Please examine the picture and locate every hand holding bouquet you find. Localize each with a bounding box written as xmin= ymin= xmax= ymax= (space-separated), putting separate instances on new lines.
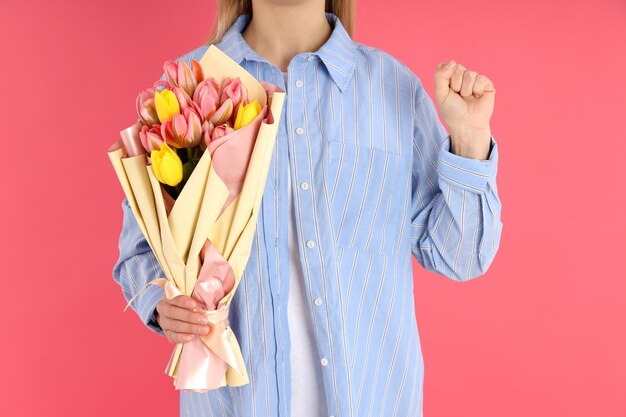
xmin=107 ymin=45 xmax=285 ymax=392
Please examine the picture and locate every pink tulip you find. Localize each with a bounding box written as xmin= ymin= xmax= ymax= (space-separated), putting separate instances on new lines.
xmin=192 ymin=78 xmax=220 ymax=122
xmin=210 ymin=123 xmax=234 ymax=143
xmin=163 ymin=61 xmax=178 ymax=87
xmin=161 ymin=107 xmax=203 ymax=148
xmin=136 ymin=88 xmax=159 ymax=126
xmin=209 ymin=98 xmax=233 ymax=126
xmin=139 ymin=124 xmax=164 ymax=153
xmin=202 ymin=120 xmax=215 ymax=148
xmin=220 ymin=77 xmax=248 ymax=110
xmin=172 ymin=86 xmax=193 ymax=110
xmin=163 ymin=59 xmax=205 ymax=97
xmin=177 ymin=60 xmax=200 ymax=98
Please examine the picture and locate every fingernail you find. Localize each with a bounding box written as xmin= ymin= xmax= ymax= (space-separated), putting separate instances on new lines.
xmin=446 ymin=60 xmax=456 ymax=69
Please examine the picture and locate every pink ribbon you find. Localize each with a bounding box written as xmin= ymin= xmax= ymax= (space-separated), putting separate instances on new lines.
xmin=124 ymin=239 xmax=242 ymax=392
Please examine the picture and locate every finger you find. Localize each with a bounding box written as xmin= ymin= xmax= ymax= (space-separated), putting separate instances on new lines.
xmin=460 ymin=70 xmax=478 ymax=98
xmin=160 ymin=315 xmax=210 ymax=335
xmin=435 ymin=60 xmax=457 ymax=81
xmin=166 ymin=294 xmax=198 ymax=309
xmin=449 ymin=64 xmax=467 ymax=93
xmin=166 ymin=304 xmax=211 ymax=325
xmin=473 ymin=74 xmax=495 ymax=98
xmin=164 ymin=329 xmax=196 ymax=344
xmin=434 ymin=60 xmax=458 ymax=102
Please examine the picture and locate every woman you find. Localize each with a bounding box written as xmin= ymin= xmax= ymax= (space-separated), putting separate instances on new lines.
xmin=112 ymin=0 xmax=503 ymax=416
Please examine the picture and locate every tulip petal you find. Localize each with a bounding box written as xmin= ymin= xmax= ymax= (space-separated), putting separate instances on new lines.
xmin=151 ymin=143 xmax=183 ymax=186
xmin=178 ymin=60 xmax=197 ymax=98
xmin=173 ymin=86 xmax=192 ymax=109
xmin=155 ymin=89 xmax=181 ymax=123
xmin=234 ymin=99 xmax=261 ymax=130
xmin=184 ymin=110 xmax=203 ymax=147
xmin=191 ymin=59 xmax=204 ymax=84
xmin=163 ymin=61 xmax=178 ymax=87
xmin=233 ymin=102 xmax=244 ymax=130
xmin=209 ymin=98 xmax=233 ymax=126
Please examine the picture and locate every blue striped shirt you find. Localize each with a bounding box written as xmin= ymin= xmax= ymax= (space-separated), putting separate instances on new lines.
xmin=112 ymin=12 xmax=502 ymax=417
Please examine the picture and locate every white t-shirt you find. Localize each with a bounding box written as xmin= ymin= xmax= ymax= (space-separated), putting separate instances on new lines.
xmin=283 ymin=71 xmax=329 ymax=417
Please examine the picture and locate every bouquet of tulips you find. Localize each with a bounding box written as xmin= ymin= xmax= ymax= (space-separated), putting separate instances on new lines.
xmin=107 ymin=45 xmax=285 ymax=392
xmin=137 ymin=59 xmax=265 ymax=199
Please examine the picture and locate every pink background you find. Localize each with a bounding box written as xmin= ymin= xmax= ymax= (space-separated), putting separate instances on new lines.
xmin=1 ymin=0 xmax=625 ymax=416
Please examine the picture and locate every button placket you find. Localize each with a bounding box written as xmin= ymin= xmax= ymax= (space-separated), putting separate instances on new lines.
xmin=287 ymin=57 xmax=336 ymax=413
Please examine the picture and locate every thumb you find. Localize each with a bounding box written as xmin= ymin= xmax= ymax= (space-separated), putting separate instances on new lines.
xmin=434 ymin=59 xmax=457 ymax=102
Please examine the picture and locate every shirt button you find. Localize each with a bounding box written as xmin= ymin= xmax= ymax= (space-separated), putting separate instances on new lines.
xmin=306 ymin=240 xmax=315 ymax=248
xmin=320 ymin=357 xmax=328 ymax=366
xmin=295 ymin=80 xmax=303 ymax=88
xmin=296 ymin=127 xmax=304 ymax=135
xmin=314 ymin=298 xmax=323 ymax=306
xmin=300 ymin=182 xmax=309 ymax=190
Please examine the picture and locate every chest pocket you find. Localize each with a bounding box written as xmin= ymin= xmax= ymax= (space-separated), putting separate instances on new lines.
xmin=324 ymin=140 xmax=403 ymax=256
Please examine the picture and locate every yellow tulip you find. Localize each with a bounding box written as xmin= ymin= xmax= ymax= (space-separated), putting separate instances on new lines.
xmin=154 ymin=88 xmax=181 ymax=123
xmin=234 ymin=99 xmax=262 ymax=130
xmin=151 ymin=142 xmax=183 ymax=186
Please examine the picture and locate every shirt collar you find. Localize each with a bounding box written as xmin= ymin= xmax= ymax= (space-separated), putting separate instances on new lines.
xmin=215 ymin=12 xmax=356 ymax=93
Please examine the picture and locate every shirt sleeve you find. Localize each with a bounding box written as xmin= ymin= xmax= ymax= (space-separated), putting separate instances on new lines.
xmin=112 ymin=198 xmax=166 ymax=336
xmin=409 ymin=79 xmax=503 ymax=281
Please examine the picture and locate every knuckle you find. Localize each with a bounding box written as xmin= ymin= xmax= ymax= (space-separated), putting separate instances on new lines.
xmin=161 ymin=302 xmax=171 ymax=316
xmin=183 ymin=310 xmax=195 ymax=323
xmin=168 ymin=295 xmax=181 ymax=306
xmin=195 ymin=313 xmax=208 ymax=325
xmin=160 ymin=316 xmax=172 ymax=330
xmin=179 ymin=295 xmax=195 ymax=308
xmin=165 ymin=329 xmax=183 ymax=344
xmin=171 ymin=320 xmax=185 ymax=332
xmin=167 ymin=305 xmax=179 ymax=319
xmin=184 ymin=322 xmax=198 ymax=334
xmin=194 ymin=324 xmax=210 ymax=335
xmin=171 ymin=306 xmax=186 ymax=321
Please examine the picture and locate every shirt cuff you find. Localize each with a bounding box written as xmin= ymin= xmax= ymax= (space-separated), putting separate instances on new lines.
xmin=134 ymin=283 xmax=166 ymax=336
xmin=437 ymin=135 xmax=499 ymax=193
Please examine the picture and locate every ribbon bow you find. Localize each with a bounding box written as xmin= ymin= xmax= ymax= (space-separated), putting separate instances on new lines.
xmin=124 ymin=277 xmax=245 ymax=391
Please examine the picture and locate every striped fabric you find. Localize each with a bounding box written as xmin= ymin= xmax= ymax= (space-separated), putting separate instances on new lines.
xmin=112 ymin=12 xmax=502 ymax=417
